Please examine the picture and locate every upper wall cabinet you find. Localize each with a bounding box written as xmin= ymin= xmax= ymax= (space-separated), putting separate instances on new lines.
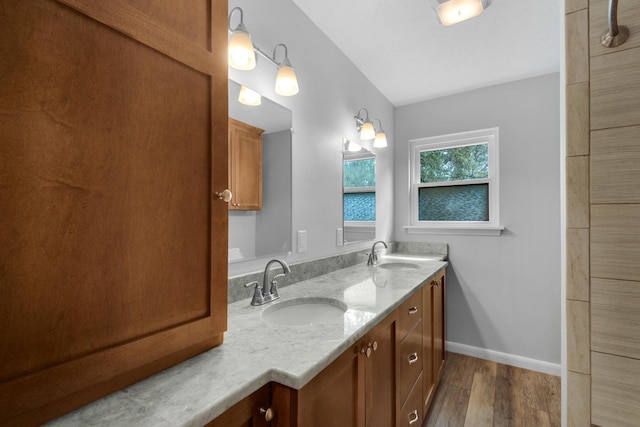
xmin=0 ymin=0 xmax=229 ymax=424
xmin=229 ymin=118 xmax=264 ymax=211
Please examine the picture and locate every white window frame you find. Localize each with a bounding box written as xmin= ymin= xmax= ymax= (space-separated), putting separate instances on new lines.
xmin=405 ymin=128 xmax=503 ymax=236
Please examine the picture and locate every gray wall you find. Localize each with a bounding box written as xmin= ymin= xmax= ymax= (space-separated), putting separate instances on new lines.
xmin=394 ymin=74 xmax=561 ymax=366
xmin=228 ymin=0 xmax=395 ymax=276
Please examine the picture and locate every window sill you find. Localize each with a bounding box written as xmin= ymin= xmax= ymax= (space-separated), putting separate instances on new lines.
xmin=403 ymin=225 xmax=504 ymax=236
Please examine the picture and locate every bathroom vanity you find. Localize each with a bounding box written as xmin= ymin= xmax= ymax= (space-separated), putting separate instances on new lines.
xmin=48 ymin=253 xmax=447 ymax=426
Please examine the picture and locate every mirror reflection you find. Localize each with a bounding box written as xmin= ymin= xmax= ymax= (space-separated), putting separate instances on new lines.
xmin=228 ymin=80 xmax=292 ymax=263
xmin=343 ymin=139 xmax=376 ymax=244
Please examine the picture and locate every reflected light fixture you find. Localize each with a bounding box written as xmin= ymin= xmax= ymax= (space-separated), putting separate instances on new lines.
xmin=372 ymin=119 xmax=388 ymax=148
xmin=273 ymin=44 xmax=299 ymax=96
xmin=345 ymin=139 xmax=362 ymax=152
xmin=228 ymin=7 xmax=256 ymax=70
xmin=432 ymin=0 xmax=490 ymax=26
xmin=238 ymin=85 xmax=262 ymax=106
xmin=354 ymin=108 xmax=376 ymax=140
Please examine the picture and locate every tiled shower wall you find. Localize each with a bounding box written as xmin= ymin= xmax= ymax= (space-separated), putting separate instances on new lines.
xmin=565 ymin=0 xmax=640 ymax=425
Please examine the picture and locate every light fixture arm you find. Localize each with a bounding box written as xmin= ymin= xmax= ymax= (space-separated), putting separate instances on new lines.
xmin=372 ymin=119 xmax=384 ymax=132
xmin=354 ymin=108 xmax=370 ymax=130
xmin=272 ymin=44 xmax=291 ymax=67
xmin=228 ymin=7 xmax=245 ymax=31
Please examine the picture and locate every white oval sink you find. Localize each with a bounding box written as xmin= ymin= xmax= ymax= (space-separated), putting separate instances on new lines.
xmin=262 ymin=297 xmax=347 ymax=326
xmin=377 ymin=262 xmax=420 ymax=270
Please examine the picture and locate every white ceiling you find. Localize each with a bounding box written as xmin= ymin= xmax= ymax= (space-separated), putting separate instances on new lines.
xmin=291 ymin=0 xmax=561 ymax=106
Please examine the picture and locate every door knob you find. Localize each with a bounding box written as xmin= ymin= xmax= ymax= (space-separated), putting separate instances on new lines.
xmin=215 ymin=189 xmax=232 ymax=202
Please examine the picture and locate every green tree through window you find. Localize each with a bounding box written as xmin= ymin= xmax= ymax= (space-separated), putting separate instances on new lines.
xmin=420 ymin=144 xmax=488 ymax=183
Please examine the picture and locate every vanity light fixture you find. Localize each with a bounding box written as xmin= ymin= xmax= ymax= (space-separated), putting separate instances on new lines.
xmin=345 ymin=139 xmax=362 ymax=152
xmin=238 ymin=85 xmax=262 ymax=106
xmin=273 ymin=44 xmax=299 ymax=96
xmin=431 ymin=0 xmax=491 ymax=26
xmin=227 ymin=8 xmax=300 ymax=96
xmin=354 ymin=108 xmax=376 ymax=140
xmin=372 ymin=119 xmax=388 ymax=148
xmin=228 ymin=7 xmax=256 ymax=70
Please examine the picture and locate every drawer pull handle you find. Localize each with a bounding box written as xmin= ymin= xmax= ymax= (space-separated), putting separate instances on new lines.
xmin=259 ymin=407 xmax=274 ymax=422
xmin=408 ymin=352 xmax=419 ymax=365
xmin=408 ymin=409 xmax=419 ymax=425
xmin=408 ymin=307 xmax=418 ymax=314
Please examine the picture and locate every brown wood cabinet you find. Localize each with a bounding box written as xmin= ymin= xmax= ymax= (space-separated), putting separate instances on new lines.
xmin=206 ymin=383 xmax=292 ymax=427
xmin=0 ymin=1 xmax=229 ymax=425
xmin=229 ymin=118 xmax=264 ymax=210
xmin=423 ymin=268 xmax=447 ymax=414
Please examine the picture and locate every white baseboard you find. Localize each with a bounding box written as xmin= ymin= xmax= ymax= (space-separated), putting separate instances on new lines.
xmin=446 ymin=341 xmax=561 ymax=376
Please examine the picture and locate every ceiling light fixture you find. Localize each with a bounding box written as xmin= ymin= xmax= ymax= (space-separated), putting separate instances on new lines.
xmin=238 ymin=85 xmax=262 ymax=106
xmin=227 ymin=8 xmax=300 ymax=96
xmin=431 ymin=0 xmax=491 ymax=26
xmin=354 ymin=108 xmax=376 ymax=140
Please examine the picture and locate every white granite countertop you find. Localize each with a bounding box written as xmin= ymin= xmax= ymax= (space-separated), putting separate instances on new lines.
xmin=47 ymin=254 xmax=447 ymax=427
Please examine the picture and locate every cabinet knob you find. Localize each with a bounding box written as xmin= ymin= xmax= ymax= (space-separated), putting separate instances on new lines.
xmin=408 ymin=306 xmax=418 ymax=315
xmin=259 ymin=407 xmax=274 ymax=422
xmin=408 ymin=352 xmax=419 ymax=365
xmin=360 ymin=341 xmax=378 ymax=358
xmin=215 ymin=189 xmax=233 ymax=203
xmin=372 ymin=341 xmax=378 ymax=351
xmin=408 ymin=409 xmax=419 ymax=425
xmin=431 ymin=279 xmax=438 ymax=287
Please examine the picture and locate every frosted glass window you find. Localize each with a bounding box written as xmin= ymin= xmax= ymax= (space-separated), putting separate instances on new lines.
xmin=418 ymin=184 xmax=488 ymax=221
xmin=344 ymin=192 xmax=376 ymax=221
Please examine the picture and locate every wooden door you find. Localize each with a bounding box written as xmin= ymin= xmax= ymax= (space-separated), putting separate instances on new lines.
xmin=295 ymin=344 xmax=365 ymax=427
xmin=365 ymin=312 xmax=397 ymax=427
xmin=0 ymin=0 xmax=228 ymax=425
xmin=229 ymin=118 xmax=263 ymax=210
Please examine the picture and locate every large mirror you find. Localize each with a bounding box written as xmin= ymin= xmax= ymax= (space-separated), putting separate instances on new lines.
xmin=228 ymin=80 xmax=292 ymax=263
xmin=342 ymin=139 xmax=376 ymax=244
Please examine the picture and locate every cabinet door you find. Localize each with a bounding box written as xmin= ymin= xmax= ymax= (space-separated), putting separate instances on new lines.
xmin=296 ymin=344 xmax=365 ymax=427
xmin=422 ymin=282 xmax=436 ymax=413
xmin=365 ymin=312 xmax=397 ymax=427
xmin=433 ymin=271 xmax=446 ymax=383
xmin=0 ymin=1 xmax=228 ymax=425
xmin=229 ymin=118 xmax=263 ymax=210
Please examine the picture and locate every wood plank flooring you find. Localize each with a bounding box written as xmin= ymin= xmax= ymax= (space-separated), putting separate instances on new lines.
xmin=423 ymin=352 xmax=561 ymax=427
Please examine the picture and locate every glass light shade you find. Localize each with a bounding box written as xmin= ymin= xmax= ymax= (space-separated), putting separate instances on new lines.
xmin=437 ymin=0 xmax=484 ymax=26
xmin=359 ymin=122 xmax=375 ymax=140
xmin=373 ymin=131 xmax=388 ymax=148
xmin=275 ymin=64 xmax=299 ymax=96
xmin=228 ymin=30 xmax=256 ymax=70
xmin=346 ymin=140 xmax=362 ymax=152
xmin=238 ymin=85 xmax=261 ymax=106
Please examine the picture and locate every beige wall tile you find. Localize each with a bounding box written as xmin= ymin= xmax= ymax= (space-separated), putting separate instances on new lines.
xmin=591 ymin=47 xmax=640 ymax=130
xmin=567 ymin=300 xmax=591 ymax=374
xmin=591 ymin=204 xmax=640 ymax=282
xmin=567 ymin=228 xmax=589 ymax=301
xmin=566 ymin=0 xmax=588 ymax=14
xmin=567 ymin=156 xmax=590 ymax=228
xmin=591 ymin=126 xmax=640 ymax=204
xmin=592 ymin=277 xmax=640 ymax=360
xmin=566 ymin=82 xmax=590 ymax=156
xmin=566 ymin=10 xmax=590 ymax=84
xmin=592 ymin=351 xmax=640 ymax=426
xmin=567 ymin=371 xmax=590 ymax=427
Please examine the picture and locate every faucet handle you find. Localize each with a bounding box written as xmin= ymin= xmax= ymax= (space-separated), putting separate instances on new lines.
xmin=244 ymin=281 xmax=265 ymax=306
xmin=270 ymin=274 xmax=286 ymax=299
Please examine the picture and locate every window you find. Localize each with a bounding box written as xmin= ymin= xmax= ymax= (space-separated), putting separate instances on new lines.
xmin=406 ymin=128 xmax=502 ymax=235
xmin=343 ymin=155 xmax=376 ymax=223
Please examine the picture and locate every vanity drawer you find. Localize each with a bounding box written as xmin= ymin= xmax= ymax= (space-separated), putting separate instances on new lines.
xmin=398 ymin=290 xmax=422 ymax=340
xmin=398 ymin=371 xmax=423 ymax=427
xmin=399 ymin=318 xmax=423 ymax=407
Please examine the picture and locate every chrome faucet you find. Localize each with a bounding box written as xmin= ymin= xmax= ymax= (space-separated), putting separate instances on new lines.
xmin=367 ymin=240 xmax=388 ymax=266
xmin=244 ymin=259 xmax=291 ymax=306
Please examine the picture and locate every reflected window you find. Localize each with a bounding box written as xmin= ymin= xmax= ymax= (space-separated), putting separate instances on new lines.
xmin=343 ymin=157 xmax=376 ymax=222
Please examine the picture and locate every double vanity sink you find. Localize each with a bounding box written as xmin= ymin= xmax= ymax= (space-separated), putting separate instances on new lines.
xmin=48 ymin=253 xmax=447 ymax=426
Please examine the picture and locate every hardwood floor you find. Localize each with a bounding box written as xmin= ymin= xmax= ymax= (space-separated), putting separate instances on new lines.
xmin=423 ymin=352 xmax=561 ymax=427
